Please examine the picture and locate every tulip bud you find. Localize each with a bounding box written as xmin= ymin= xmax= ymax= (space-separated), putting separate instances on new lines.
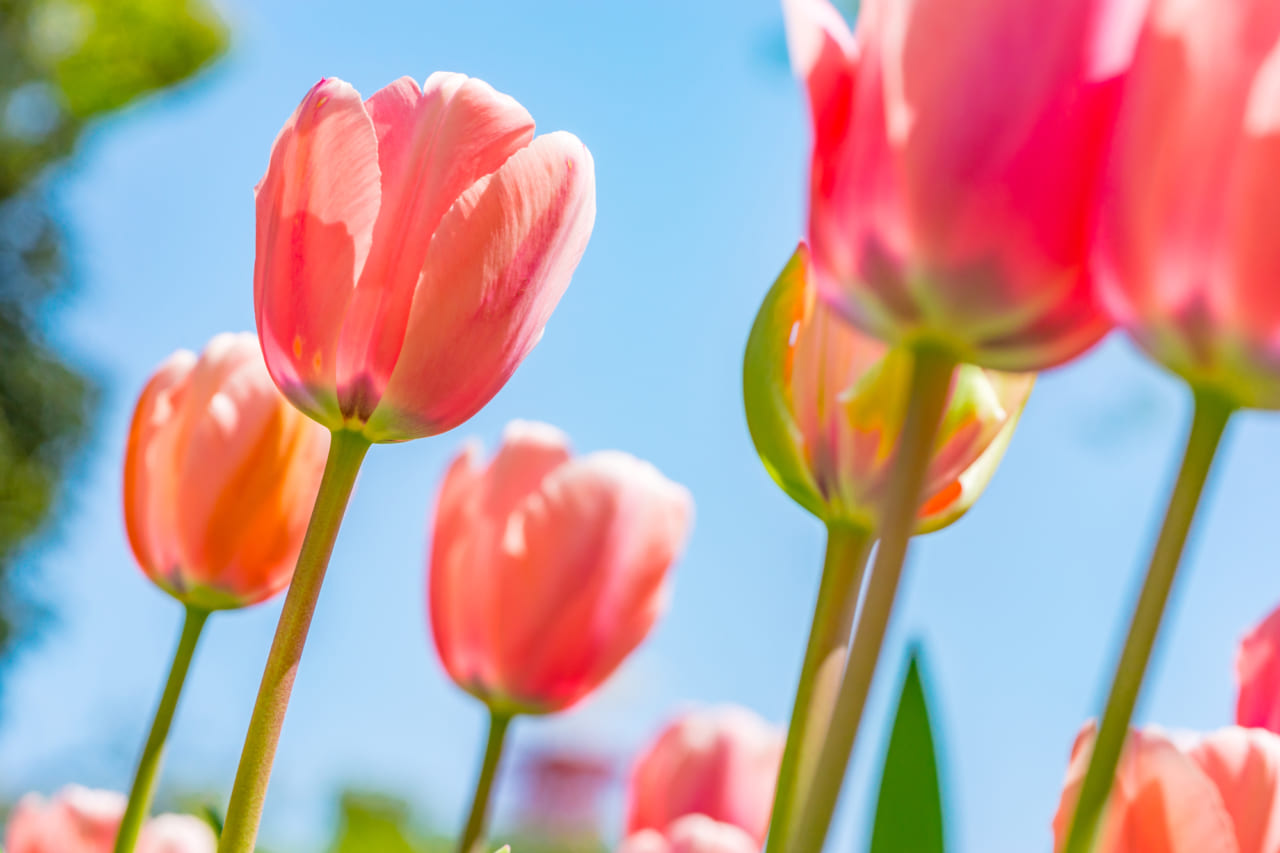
xmin=429 ymin=421 xmax=693 ymax=714
xmin=4 ymin=786 xmax=215 ymax=853
xmin=124 ymin=333 xmax=329 ymax=609
xmin=744 ymin=245 xmax=1032 ymax=533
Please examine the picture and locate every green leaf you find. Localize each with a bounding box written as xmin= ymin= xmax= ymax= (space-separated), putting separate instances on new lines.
xmin=869 ymin=648 xmax=946 ymax=853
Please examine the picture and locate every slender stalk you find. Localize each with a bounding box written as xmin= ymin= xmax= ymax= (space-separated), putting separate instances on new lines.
xmin=1059 ymin=391 xmax=1234 ymax=853
xmin=217 ymin=429 xmax=371 ymax=853
xmin=457 ymin=710 xmax=514 ymax=853
xmin=790 ymin=346 xmax=956 ymax=853
xmin=766 ymin=523 xmax=874 ymax=853
xmin=114 ymin=606 xmax=210 ymax=853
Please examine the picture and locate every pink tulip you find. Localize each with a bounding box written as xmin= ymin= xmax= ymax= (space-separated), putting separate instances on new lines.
xmin=627 ymin=706 xmax=784 ymax=846
xmin=4 ymin=787 xmax=214 ymax=853
xmin=782 ymin=0 xmax=1145 ymax=371
xmin=124 ymin=333 xmax=329 ymax=609
xmin=1096 ymin=0 xmax=1280 ymax=408
xmin=618 ymin=816 xmax=759 ymax=853
xmin=429 ymin=421 xmax=693 ymax=714
xmin=255 ymin=73 xmax=596 ymax=441
xmin=1237 ymin=603 xmax=1280 ymax=733
xmin=1052 ymin=724 xmax=1280 ymax=852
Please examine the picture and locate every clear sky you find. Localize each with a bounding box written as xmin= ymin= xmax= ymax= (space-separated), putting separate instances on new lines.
xmin=5 ymin=1 xmax=1280 ymax=851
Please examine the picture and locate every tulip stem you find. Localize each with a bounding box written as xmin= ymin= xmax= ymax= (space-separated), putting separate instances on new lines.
xmin=767 ymin=522 xmax=873 ymax=853
xmin=217 ymin=429 xmax=371 ymax=853
xmin=457 ymin=710 xmax=514 ymax=853
xmin=790 ymin=345 xmax=955 ymax=853
xmin=1059 ymin=390 xmax=1234 ymax=853
xmin=114 ymin=605 xmax=210 ymax=853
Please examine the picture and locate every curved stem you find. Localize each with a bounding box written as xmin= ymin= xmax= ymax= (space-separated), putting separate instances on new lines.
xmin=1059 ymin=391 xmax=1234 ymax=853
xmin=114 ymin=606 xmax=209 ymax=853
xmin=457 ymin=710 xmax=514 ymax=853
xmin=791 ymin=346 xmax=956 ymax=853
xmin=766 ymin=523 xmax=873 ymax=853
xmin=217 ymin=429 xmax=371 ymax=853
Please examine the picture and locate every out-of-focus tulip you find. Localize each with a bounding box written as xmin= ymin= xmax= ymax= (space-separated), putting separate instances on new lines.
xmin=618 ymin=816 xmax=759 ymax=853
xmin=1052 ymin=724 xmax=1280 ymax=852
xmin=627 ymin=706 xmax=784 ymax=847
xmin=1237 ymin=603 xmax=1280 ymax=733
xmin=254 ymin=73 xmax=596 ymax=442
xmin=4 ymin=787 xmax=215 ymax=853
xmin=782 ymin=0 xmax=1144 ymax=372
xmin=744 ymin=245 xmax=1033 ymax=532
xmin=124 ymin=333 xmax=329 ymax=609
xmin=429 ymin=421 xmax=692 ymax=714
xmin=1096 ymin=0 xmax=1280 ymax=409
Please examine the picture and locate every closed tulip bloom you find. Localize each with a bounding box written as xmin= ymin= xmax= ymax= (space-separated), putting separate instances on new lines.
xmin=745 ymin=245 xmax=1033 ymax=532
xmin=783 ymin=0 xmax=1144 ymax=371
xmin=619 ymin=816 xmax=759 ymax=853
xmin=627 ymin=706 xmax=784 ymax=846
xmin=4 ymin=787 xmax=214 ymax=853
xmin=1097 ymin=0 xmax=1280 ymax=409
xmin=1053 ymin=724 xmax=1280 ymax=852
xmin=430 ymin=421 xmax=692 ymax=714
xmin=1237 ymin=604 xmax=1280 ymax=733
xmin=124 ymin=333 xmax=329 ymax=609
xmin=255 ymin=73 xmax=596 ymax=441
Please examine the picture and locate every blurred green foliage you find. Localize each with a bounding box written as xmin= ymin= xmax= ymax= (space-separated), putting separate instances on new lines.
xmin=869 ymin=648 xmax=946 ymax=853
xmin=0 ymin=0 xmax=226 ymax=676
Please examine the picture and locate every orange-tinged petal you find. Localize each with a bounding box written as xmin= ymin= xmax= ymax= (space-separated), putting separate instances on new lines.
xmin=1189 ymin=728 xmax=1280 ymax=853
xmin=364 ymin=131 xmax=596 ymax=441
xmin=254 ymin=77 xmax=380 ymax=428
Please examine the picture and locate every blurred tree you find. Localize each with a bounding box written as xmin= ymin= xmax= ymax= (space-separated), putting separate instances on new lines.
xmin=0 ymin=0 xmax=226 ymax=679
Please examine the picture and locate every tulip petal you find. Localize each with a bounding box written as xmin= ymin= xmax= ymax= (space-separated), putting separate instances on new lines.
xmin=335 ymin=73 xmax=536 ymax=420
xmin=1189 ymin=728 xmax=1280 ymax=853
xmin=1237 ymin=603 xmax=1280 ymax=732
xmin=364 ymin=131 xmax=596 ymax=441
xmin=665 ymin=815 xmax=760 ymax=853
xmin=254 ymin=77 xmax=380 ymax=428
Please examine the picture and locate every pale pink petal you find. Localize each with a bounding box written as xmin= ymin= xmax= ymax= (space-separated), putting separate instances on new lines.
xmin=136 ymin=814 xmax=217 ymax=853
xmin=618 ymin=829 xmax=672 ymax=853
xmin=665 ymin=815 xmax=760 ymax=853
xmin=364 ymin=131 xmax=596 ymax=441
xmin=1189 ymin=728 xmax=1280 ymax=853
xmin=335 ymin=73 xmax=536 ymax=419
xmin=254 ymin=77 xmax=380 ymax=427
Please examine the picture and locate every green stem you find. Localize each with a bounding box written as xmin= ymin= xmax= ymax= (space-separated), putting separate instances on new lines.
xmin=457 ymin=710 xmax=514 ymax=853
xmin=766 ymin=523 xmax=874 ymax=853
xmin=114 ymin=605 xmax=209 ymax=853
xmin=791 ymin=345 xmax=956 ymax=853
xmin=1059 ymin=391 xmax=1234 ymax=853
xmin=217 ymin=429 xmax=371 ymax=853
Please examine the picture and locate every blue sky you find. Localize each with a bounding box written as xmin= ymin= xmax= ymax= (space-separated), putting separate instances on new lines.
xmin=6 ymin=1 xmax=1280 ymax=851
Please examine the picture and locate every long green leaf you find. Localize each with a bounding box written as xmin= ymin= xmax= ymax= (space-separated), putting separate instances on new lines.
xmin=869 ymin=647 xmax=946 ymax=853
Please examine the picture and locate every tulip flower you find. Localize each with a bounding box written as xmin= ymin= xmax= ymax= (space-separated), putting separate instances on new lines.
xmin=1236 ymin=603 xmax=1280 ymax=733
xmin=1053 ymin=724 xmax=1280 ymax=852
xmin=1057 ymin=2 xmax=1277 ymax=846
xmin=430 ymin=420 xmax=692 ymax=853
xmin=619 ymin=816 xmax=759 ymax=853
xmin=744 ymin=246 xmax=1030 ymax=852
xmin=117 ymin=334 xmax=327 ymax=853
xmin=124 ymin=332 xmax=329 ymax=611
xmin=783 ymin=0 xmax=1141 ymax=374
xmin=745 ymin=245 xmax=1032 ymax=535
xmin=5 ymin=786 xmax=215 ymax=853
xmin=224 ymin=72 xmax=596 ymax=853
xmin=254 ymin=73 xmax=596 ymax=443
xmin=627 ymin=706 xmax=784 ymax=846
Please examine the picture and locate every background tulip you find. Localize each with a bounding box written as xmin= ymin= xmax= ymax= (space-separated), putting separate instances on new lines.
xmin=254 ymin=73 xmax=596 ymax=442
xmin=744 ymin=245 xmax=1033 ymax=533
xmin=619 ymin=816 xmax=759 ymax=853
xmin=430 ymin=420 xmax=693 ymax=714
xmin=1237 ymin=603 xmax=1280 ymax=733
xmin=4 ymin=786 xmax=215 ymax=853
xmin=783 ymin=0 xmax=1144 ymax=372
xmin=1097 ymin=0 xmax=1280 ymax=409
xmin=627 ymin=706 xmax=784 ymax=847
xmin=124 ymin=332 xmax=329 ymax=610
xmin=1054 ymin=724 xmax=1280 ymax=852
